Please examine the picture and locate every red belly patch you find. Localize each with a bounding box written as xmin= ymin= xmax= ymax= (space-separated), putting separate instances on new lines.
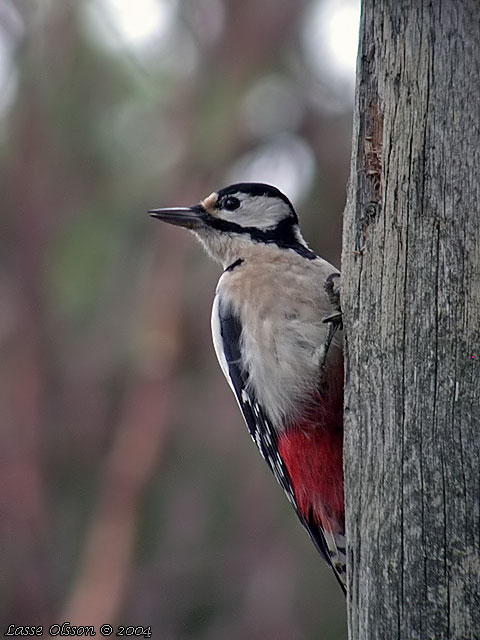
xmin=277 ymin=422 xmax=344 ymax=532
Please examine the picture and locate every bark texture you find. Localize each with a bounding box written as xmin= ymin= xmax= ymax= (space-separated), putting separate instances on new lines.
xmin=342 ymin=2 xmax=480 ymax=639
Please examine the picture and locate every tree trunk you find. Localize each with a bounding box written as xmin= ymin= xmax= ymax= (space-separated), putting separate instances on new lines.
xmin=342 ymin=2 xmax=480 ymax=639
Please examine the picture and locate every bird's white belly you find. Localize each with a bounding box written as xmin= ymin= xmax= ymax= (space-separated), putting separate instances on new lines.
xmin=240 ymin=315 xmax=332 ymax=426
xmin=212 ymin=253 xmax=342 ymax=428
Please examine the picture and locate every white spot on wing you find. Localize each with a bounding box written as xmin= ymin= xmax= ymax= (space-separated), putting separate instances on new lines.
xmin=211 ymin=294 xmax=236 ymax=394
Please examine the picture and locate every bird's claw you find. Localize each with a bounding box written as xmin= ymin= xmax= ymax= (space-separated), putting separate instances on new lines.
xmin=322 ymin=311 xmax=343 ymax=330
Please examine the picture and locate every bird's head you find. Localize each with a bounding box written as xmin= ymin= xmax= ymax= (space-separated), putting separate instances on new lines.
xmin=149 ymin=182 xmax=314 ymax=266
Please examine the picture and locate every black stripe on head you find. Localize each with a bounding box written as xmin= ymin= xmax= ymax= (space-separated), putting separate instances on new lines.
xmin=217 ymin=183 xmax=298 ymax=222
xmin=205 ymin=214 xmax=317 ymax=260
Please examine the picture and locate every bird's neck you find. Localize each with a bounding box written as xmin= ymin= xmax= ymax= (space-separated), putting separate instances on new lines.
xmin=192 ymin=226 xmax=313 ymax=268
xmin=192 ymin=229 xmax=272 ymax=268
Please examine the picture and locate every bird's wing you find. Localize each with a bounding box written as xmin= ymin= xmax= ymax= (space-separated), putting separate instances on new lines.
xmin=212 ymin=295 xmax=346 ymax=592
xmin=212 ymin=295 xmax=296 ymax=503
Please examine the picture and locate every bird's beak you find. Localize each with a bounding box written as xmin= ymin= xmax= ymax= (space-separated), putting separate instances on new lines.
xmin=148 ymin=204 xmax=206 ymax=229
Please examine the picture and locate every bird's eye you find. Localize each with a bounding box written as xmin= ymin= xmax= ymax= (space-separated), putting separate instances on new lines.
xmin=222 ymin=196 xmax=240 ymax=211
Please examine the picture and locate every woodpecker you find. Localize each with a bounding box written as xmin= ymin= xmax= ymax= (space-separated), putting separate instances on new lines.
xmin=149 ymin=183 xmax=345 ymax=592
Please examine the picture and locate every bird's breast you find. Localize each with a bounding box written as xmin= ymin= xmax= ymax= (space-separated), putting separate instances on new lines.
xmin=216 ymin=255 xmax=343 ymax=427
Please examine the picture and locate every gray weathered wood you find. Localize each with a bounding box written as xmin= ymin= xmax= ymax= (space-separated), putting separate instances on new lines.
xmin=342 ymin=2 xmax=480 ymax=638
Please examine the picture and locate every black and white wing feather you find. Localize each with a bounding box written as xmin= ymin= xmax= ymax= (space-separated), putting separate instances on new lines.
xmin=211 ymin=294 xmax=346 ymax=592
xmin=212 ymin=295 xmax=296 ymax=505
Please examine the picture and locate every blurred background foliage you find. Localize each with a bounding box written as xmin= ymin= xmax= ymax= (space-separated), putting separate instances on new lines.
xmin=0 ymin=0 xmax=359 ymax=638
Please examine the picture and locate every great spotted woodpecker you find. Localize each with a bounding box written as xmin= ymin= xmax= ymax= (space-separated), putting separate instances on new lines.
xmin=150 ymin=183 xmax=345 ymax=592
